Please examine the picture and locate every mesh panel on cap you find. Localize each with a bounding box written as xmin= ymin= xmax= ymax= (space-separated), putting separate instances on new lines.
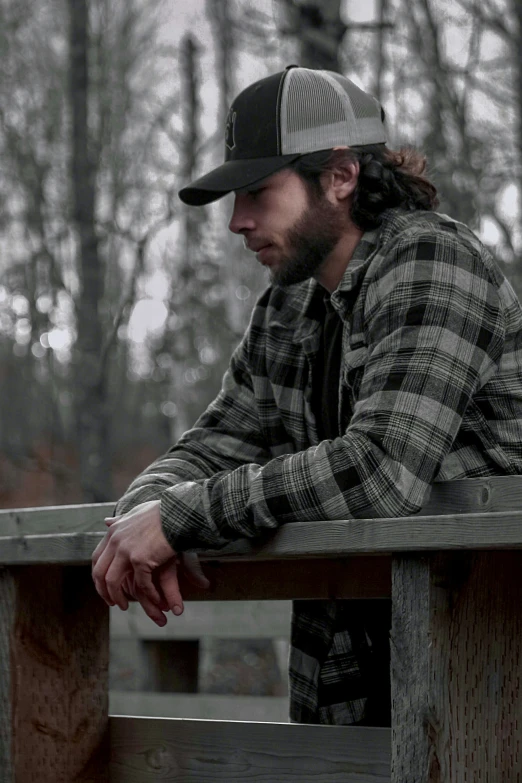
xmin=330 ymin=72 xmax=380 ymax=120
xmin=285 ymin=70 xmax=346 ymax=132
xmin=280 ymin=68 xmax=386 ymax=154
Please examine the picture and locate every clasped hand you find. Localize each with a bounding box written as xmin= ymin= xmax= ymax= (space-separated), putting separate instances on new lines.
xmin=91 ymin=499 xmax=209 ymax=626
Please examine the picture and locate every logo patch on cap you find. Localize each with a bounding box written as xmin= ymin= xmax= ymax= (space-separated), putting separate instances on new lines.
xmin=225 ymin=109 xmax=237 ymax=151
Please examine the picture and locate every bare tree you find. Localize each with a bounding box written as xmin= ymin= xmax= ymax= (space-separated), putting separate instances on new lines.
xmin=0 ymin=0 xmax=181 ymax=503
xmin=68 ymin=0 xmax=111 ymax=501
xmin=278 ymin=0 xmax=346 ymax=70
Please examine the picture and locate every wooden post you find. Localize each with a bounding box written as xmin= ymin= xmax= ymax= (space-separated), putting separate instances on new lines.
xmin=0 ymin=565 xmax=109 ymax=782
xmin=391 ymin=551 xmax=522 ymax=781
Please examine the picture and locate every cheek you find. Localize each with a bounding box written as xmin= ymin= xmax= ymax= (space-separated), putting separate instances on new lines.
xmin=277 ymin=197 xmax=310 ymax=230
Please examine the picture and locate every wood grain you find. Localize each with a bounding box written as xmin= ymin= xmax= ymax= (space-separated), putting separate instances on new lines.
xmin=0 ymin=502 xmax=114 ymax=535
xmin=3 ymin=506 xmax=522 ymax=566
xmin=110 ymin=716 xmax=391 ymax=782
xmin=391 ymin=551 xmax=522 ymax=782
xmin=0 ymin=476 xmax=520 ymax=537
xmin=6 ymin=566 xmax=110 ymax=782
xmin=178 ymin=556 xmax=392 ymax=600
xmin=0 ymin=476 xmax=521 ymax=567
xmin=390 ymin=556 xmax=432 ymax=782
xmin=0 ymin=568 xmax=16 ymax=780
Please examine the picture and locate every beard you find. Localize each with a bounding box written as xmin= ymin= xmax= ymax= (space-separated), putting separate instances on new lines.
xmin=269 ymin=191 xmax=345 ymax=287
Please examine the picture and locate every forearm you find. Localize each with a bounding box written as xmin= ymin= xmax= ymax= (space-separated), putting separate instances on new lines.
xmin=158 ymin=426 xmax=436 ymax=551
xmin=116 ymin=348 xmax=271 ymax=518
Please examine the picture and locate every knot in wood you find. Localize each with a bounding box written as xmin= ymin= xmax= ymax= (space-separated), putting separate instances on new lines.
xmin=145 ymin=745 xmax=177 ymax=772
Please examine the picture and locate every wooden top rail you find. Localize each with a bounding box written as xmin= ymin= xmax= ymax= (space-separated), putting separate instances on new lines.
xmin=1 ymin=476 xmax=520 ymax=602
xmin=0 ymin=476 xmax=521 ymax=566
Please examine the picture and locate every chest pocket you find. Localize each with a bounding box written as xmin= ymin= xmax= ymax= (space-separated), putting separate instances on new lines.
xmin=340 ymin=345 xmax=369 ymax=429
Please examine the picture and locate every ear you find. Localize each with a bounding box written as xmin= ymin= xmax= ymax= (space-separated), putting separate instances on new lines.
xmin=323 ymin=148 xmax=360 ymax=203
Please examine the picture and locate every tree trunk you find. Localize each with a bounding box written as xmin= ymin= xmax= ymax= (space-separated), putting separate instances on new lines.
xmin=69 ymin=0 xmax=111 ymax=501
xmin=282 ymin=0 xmax=346 ymax=71
xmin=513 ymin=0 xmax=522 ymax=232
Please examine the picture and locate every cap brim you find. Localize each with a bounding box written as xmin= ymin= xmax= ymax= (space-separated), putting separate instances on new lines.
xmin=178 ymin=154 xmax=302 ymax=206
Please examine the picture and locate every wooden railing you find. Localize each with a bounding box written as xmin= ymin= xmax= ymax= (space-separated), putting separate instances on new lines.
xmin=1 ymin=475 xmax=522 ymax=782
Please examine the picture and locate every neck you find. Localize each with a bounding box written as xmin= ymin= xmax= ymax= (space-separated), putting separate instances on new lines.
xmin=316 ymin=223 xmax=364 ymax=293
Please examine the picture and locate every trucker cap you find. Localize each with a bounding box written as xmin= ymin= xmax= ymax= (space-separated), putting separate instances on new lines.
xmin=179 ymin=65 xmax=387 ymax=207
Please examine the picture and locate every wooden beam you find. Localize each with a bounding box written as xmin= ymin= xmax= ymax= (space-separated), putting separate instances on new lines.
xmin=0 ymin=476 xmax=520 ymax=571
xmin=178 ymin=556 xmax=391 ymax=600
xmin=391 ymin=551 xmax=522 ymax=781
xmin=0 ymin=566 xmax=109 ymax=782
xmin=4 ymin=506 xmax=522 ymax=566
xmin=0 ymin=475 xmax=519 ymax=537
xmin=110 ymin=557 xmax=390 ymax=604
xmin=0 ymin=568 xmax=15 ymax=780
xmin=110 ymin=716 xmax=391 ymax=782
xmin=0 ymin=502 xmax=114 ymax=536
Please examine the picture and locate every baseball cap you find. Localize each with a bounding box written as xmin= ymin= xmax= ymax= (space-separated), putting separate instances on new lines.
xmin=179 ymin=65 xmax=386 ymax=207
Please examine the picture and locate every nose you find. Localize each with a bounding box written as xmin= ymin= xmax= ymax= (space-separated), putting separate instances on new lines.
xmin=228 ymin=193 xmax=256 ymax=234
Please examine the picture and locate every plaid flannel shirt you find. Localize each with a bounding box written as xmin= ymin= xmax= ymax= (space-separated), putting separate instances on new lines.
xmin=116 ymin=207 xmax=522 ymax=724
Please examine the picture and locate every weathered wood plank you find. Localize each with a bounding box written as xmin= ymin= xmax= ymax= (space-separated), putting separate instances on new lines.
xmin=109 ymin=692 xmax=290 ymax=722
xmin=179 ymin=556 xmax=391 ymax=600
xmin=110 ymin=717 xmax=391 ymax=782
xmin=110 ymin=600 xmax=292 ymax=639
xmin=3 ymin=506 xmax=522 ymax=566
xmin=0 ymin=568 xmax=16 ymax=780
xmin=0 ymin=565 xmax=110 ymax=782
xmin=0 ymin=531 xmax=103 ymax=564
xmin=391 ymin=551 xmax=522 ymax=782
xmin=421 ymin=475 xmax=522 ymax=514
xmin=210 ymin=508 xmax=522 ymax=558
xmin=390 ymin=556 xmax=431 ymax=782
xmin=0 ymin=502 xmax=114 ymax=535
xmin=1 ymin=477 xmax=520 ymax=537
xmin=0 ymin=477 xmax=521 ymax=566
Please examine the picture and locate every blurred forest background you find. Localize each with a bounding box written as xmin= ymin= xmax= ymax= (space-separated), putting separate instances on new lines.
xmin=1 ymin=0 xmax=521 ymax=509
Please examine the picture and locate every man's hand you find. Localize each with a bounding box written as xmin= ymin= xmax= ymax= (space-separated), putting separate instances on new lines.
xmin=91 ymin=500 xmax=209 ymax=626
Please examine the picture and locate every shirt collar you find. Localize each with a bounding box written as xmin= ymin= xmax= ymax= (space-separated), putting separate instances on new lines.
xmin=274 ymin=209 xmax=400 ymax=335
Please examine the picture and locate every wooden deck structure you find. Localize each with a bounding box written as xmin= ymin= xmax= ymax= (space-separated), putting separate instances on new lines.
xmin=1 ymin=475 xmax=522 ymax=781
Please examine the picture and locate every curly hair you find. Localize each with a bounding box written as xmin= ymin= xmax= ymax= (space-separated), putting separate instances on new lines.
xmin=290 ymin=145 xmax=439 ymax=230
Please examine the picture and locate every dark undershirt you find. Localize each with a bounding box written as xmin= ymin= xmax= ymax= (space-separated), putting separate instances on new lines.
xmin=311 ymin=294 xmax=392 ymax=727
xmin=311 ymin=295 xmax=343 ymax=442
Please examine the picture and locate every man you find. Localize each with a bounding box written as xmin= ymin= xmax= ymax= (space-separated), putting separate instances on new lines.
xmin=92 ymin=66 xmax=522 ymax=725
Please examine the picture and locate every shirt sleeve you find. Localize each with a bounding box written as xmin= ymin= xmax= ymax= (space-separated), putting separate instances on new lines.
xmin=157 ymin=230 xmax=506 ymax=551
xmin=114 ymin=331 xmax=272 ymax=532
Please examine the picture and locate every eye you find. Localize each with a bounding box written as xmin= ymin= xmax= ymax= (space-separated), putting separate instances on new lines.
xmin=247 ymin=187 xmax=265 ymax=199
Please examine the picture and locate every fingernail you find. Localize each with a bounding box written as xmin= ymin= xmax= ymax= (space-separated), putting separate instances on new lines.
xmin=173 ymin=605 xmax=183 ymax=616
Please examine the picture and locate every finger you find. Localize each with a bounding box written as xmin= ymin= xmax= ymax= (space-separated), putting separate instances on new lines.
xmin=181 ymin=552 xmax=210 ymax=589
xmin=91 ymin=531 xmax=111 ymax=570
xmin=133 ymin=565 xmax=166 ymax=611
xmin=122 ymin=574 xmax=138 ymax=602
xmin=104 ymin=551 xmax=141 ymax=610
xmin=158 ymin=561 xmax=184 ymax=616
xmin=134 ymin=590 xmax=168 ymax=627
xmin=151 ymin=573 xmax=171 ymax=612
xmin=92 ymin=540 xmax=118 ymax=606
